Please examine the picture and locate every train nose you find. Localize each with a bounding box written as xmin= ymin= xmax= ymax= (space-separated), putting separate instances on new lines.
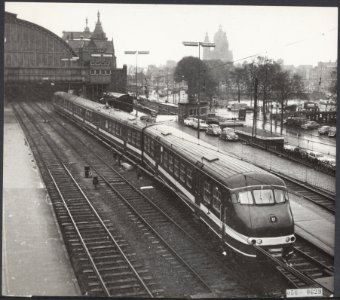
xmin=249 ymin=206 xmax=294 ymax=236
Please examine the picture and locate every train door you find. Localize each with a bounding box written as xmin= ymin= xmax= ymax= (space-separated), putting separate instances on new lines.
xmin=221 ymin=191 xmax=231 ymax=243
xmin=193 ymin=172 xmax=203 ymax=217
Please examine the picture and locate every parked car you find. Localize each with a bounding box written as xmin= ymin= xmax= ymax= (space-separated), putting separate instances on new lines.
xmin=306 ymin=150 xmax=324 ymax=161
xmin=205 ymin=124 xmax=221 ymax=136
xmin=318 ymin=126 xmax=331 ymax=135
xmin=220 ymin=127 xmax=239 ymax=141
xmin=328 ymin=127 xmax=336 ymax=137
xmin=184 ymin=117 xmax=195 ymax=127
xmin=301 ymin=121 xmax=319 ymax=129
xmin=192 ymin=118 xmax=209 ymax=130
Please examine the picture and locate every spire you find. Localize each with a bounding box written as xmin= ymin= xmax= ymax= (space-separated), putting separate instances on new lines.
xmin=204 ymin=32 xmax=209 ymax=42
xmin=92 ymin=10 xmax=107 ymax=40
xmin=84 ymin=17 xmax=90 ymax=32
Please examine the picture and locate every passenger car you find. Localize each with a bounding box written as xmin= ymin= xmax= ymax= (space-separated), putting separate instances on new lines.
xmin=220 ymin=127 xmax=239 ymax=141
xmin=318 ymin=126 xmax=330 ymax=135
xmin=301 ymin=121 xmax=319 ymax=129
xmin=306 ymin=150 xmax=324 ymax=161
xmin=183 ymin=117 xmax=195 ymax=127
xmin=192 ymin=119 xmax=209 ymax=130
xmin=328 ymin=127 xmax=336 ymax=137
xmin=205 ymin=124 xmax=221 ymax=136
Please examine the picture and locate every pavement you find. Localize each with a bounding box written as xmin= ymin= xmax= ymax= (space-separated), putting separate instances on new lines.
xmin=2 ymin=106 xmax=81 ymax=296
xmin=289 ymin=193 xmax=334 ymax=256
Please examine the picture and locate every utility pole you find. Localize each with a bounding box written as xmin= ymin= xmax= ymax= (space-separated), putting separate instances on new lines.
xmin=252 ymin=78 xmax=258 ymax=139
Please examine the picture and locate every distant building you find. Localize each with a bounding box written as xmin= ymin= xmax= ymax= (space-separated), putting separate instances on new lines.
xmin=203 ymin=26 xmax=233 ymax=62
xmin=62 ymin=11 xmax=127 ymax=98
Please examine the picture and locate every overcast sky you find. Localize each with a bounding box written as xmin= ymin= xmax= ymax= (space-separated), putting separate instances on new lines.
xmin=5 ymin=2 xmax=338 ymax=68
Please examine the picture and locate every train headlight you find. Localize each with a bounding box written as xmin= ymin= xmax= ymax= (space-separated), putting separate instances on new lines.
xmin=290 ymin=236 xmax=296 ymax=242
xmin=248 ymin=238 xmax=256 ymax=245
xmin=257 ymin=239 xmax=262 ymax=245
xmin=286 ymin=237 xmax=290 ymax=243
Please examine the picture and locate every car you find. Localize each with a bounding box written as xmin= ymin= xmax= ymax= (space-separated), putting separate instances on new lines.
xmin=283 ymin=144 xmax=298 ymax=152
xmin=318 ymin=126 xmax=331 ymax=135
xmin=306 ymin=150 xmax=324 ymax=161
xmin=205 ymin=124 xmax=222 ymax=136
xmin=183 ymin=117 xmax=195 ymax=127
xmin=319 ymin=156 xmax=336 ymax=165
xmin=192 ymin=118 xmax=209 ymax=130
xmin=220 ymin=127 xmax=239 ymax=141
xmin=301 ymin=121 xmax=319 ymax=129
xmin=328 ymin=127 xmax=336 ymax=137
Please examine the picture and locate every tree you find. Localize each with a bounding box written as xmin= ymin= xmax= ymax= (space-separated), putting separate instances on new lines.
xmin=174 ymin=56 xmax=217 ymax=102
xmin=273 ymin=70 xmax=304 ymax=134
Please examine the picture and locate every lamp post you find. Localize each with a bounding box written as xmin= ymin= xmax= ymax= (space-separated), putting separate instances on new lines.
xmin=183 ymin=41 xmax=215 ymax=139
xmin=124 ymin=50 xmax=149 ymax=116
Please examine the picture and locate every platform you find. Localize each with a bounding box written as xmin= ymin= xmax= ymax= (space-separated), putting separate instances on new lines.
xmin=289 ymin=193 xmax=335 ymax=256
xmin=2 ymin=105 xmax=81 ymax=296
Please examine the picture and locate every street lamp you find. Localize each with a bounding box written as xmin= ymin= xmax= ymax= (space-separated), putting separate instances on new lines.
xmin=183 ymin=41 xmax=215 ymax=139
xmin=124 ymin=50 xmax=150 ymax=116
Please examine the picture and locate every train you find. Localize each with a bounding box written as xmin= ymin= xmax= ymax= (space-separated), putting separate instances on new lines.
xmin=53 ymin=91 xmax=295 ymax=259
xmin=100 ymin=92 xmax=133 ymax=113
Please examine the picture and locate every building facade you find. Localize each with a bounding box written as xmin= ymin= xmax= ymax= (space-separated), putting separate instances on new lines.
xmin=62 ymin=11 xmax=127 ymax=98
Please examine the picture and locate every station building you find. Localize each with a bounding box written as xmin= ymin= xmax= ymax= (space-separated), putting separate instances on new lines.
xmin=62 ymin=11 xmax=127 ymax=99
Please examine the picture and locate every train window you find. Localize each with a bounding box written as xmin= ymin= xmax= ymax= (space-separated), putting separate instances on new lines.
xmin=174 ymin=158 xmax=179 ymax=177
xmin=253 ymin=189 xmax=274 ymax=205
xmin=186 ymin=168 xmax=192 ymax=188
xmin=274 ymin=189 xmax=287 ymax=204
xmin=136 ymin=133 xmax=141 ymax=147
xmin=150 ymin=140 xmax=155 ymax=157
xmin=203 ymin=181 xmax=211 ymax=204
xmin=127 ymin=129 xmax=132 ymax=143
xmin=115 ymin=124 xmax=121 ymax=136
xmin=164 ymin=152 xmax=168 ymax=168
xmin=231 ymin=194 xmax=238 ymax=204
xmin=131 ymin=131 xmax=136 ymax=145
xmin=168 ymin=155 xmax=173 ymax=172
xmin=238 ymin=191 xmax=254 ymax=205
xmin=105 ymin=120 xmax=109 ymax=129
xmin=180 ymin=163 xmax=186 ymax=183
xmin=145 ymin=137 xmax=150 ymax=153
xmin=212 ymin=188 xmax=221 ymax=213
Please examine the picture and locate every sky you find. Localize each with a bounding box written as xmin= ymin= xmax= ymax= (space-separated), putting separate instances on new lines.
xmin=5 ymin=2 xmax=338 ymax=69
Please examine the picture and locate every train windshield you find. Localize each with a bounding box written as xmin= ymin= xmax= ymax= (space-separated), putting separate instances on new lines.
xmin=236 ymin=189 xmax=288 ymax=205
xmin=253 ymin=189 xmax=274 ymax=205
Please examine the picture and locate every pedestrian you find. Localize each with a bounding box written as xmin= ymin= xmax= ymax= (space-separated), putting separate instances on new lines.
xmin=136 ymin=165 xmax=142 ymax=179
xmin=93 ymin=176 xmax=99 ymax=189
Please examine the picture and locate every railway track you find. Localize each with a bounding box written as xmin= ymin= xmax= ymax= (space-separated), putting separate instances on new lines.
xmin=256 ymin=235 xmax=334 ymax=296
xmin=27 ymin=102 xmax=256 ymax=297
xmin=21 ymin=101 xmax=335 ymax=297
xmin=30 ymin=101 xmax=259 ymax=296
xmin=274 ymin=172 xmax=335 ymax=214
xmin=12 ymin=103 xmax=159 ymax=297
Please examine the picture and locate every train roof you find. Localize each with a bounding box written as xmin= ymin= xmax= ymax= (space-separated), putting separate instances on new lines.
xmin=105 ymin=92 xmax=130 ymax=98
xmin=146 ymin=124 xmax=285 ymax=190
xmin=55 ymin=92 xmax=285 ymax=190
xmin=56 ymin=92 xmax=150 ymax=129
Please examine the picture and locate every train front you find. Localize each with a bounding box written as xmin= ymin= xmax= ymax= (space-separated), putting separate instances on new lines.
xmin=228 ymin=172 xmax=295 ymax=259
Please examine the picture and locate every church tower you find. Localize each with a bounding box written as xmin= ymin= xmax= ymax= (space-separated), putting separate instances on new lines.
xmin=202 ymin=32 xmax=211 ymax=60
